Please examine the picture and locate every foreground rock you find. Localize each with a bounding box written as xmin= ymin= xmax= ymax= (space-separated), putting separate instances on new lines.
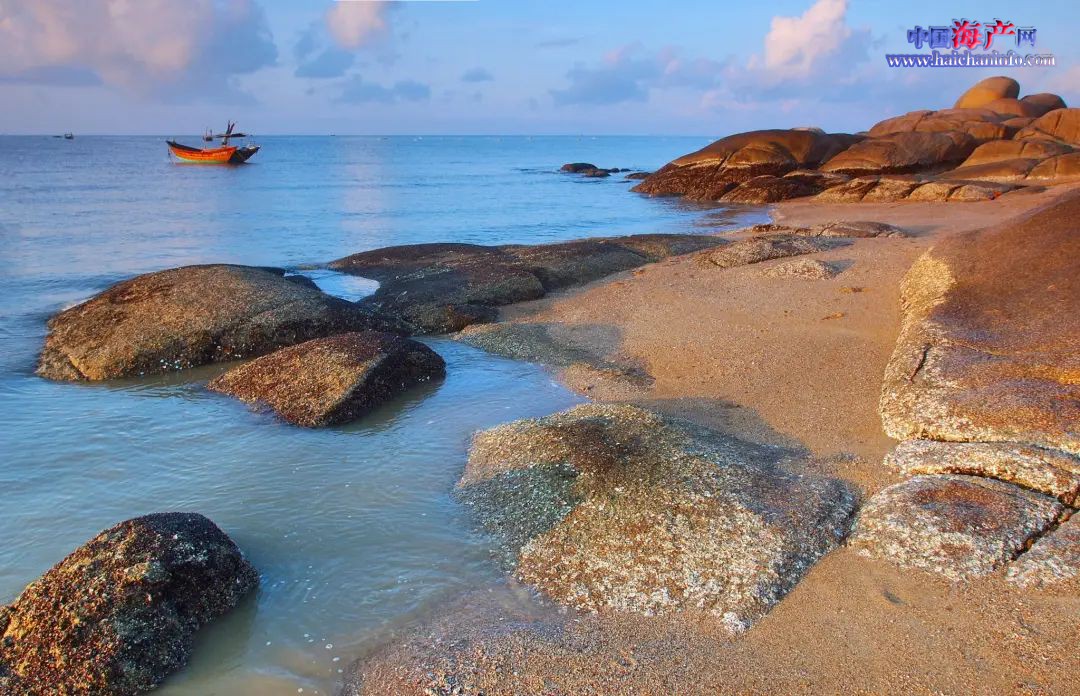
xmin=746 ymin=220 xmax=908 ymax=238
xmin=37 ymin=264 xmax=400 ymax=381
xmin=850 ymin=475 xmax=1064 ymax=581
xmin=208 ymin=332 xmax=445 ymax=427
xmin=880 ymin=190 xmax=1080 ymax=455
xmin=329 ymin=235 xmax=724 ymax=334
xmin=760 ymin=258 xmax=838 ymax=280
xmin=457 ymin=404 xmax=856 ymax=631
xmin=1006 ymin=515 xmax=1080 ymax=589
xmin=0 ymin=513 xmax=257 ymax=695
xmin=702 ymin=234 xmax=844 ymax=269
xmin=886 ymin=440 xmax=1080 ymax=505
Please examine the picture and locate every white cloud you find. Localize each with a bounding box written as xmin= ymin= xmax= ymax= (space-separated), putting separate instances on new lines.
xmin=758 ymin=0 xmax=853 ymax=78
xmin=326 ymin=1 xmax=389 ymax=50
xmin=0 ymin=0 xmax=277 ymax=96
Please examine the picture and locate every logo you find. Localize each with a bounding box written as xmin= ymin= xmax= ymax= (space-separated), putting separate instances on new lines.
xmin=885 ymin=19 xmax=1053 ymax=68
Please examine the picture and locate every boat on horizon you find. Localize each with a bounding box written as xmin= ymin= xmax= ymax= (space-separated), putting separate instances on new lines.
xmin=167 ymin=121 xmax=259 ymax=164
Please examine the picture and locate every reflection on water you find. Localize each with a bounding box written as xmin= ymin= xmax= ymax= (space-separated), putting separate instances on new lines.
xmin=0 ymin=136 xmax=765 ymax=694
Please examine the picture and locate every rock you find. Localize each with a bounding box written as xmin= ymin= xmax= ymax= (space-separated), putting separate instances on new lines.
xmin=983 ymin=97 xmax=1039 ymax=118
xmin=1019 ymin=93 xmax=1067 ymax=117
xmin=760 ymin=258 xmax=838 ymax=279
xmin=329 ymin=235 xmax=725 ymax=334
xmin=850 ymin=475 xmax=1064 ymax=580
xmin=885 ymin=440 xmax=1080 ymax=504
xmin=0 ymin=513 xmax=257 ymax=696
xmin=945 ymin=159 xmax=1040 ymax=183
xmin=880 ymin=190 xmax=1080 ymax=455
xmin=631 ymin=129 xmax=859 ymax=201
xmin=208 ymin=332 xmax=445 ymax=427
xmin=819 ymin=131 xmax=977 ymax=176
xmin=624 ymin=171 xmax=652 ymax=180
xmin=945 ymin=181 xmax=1013 ymax=201
xmin=1001 ymin=116 xmax=1035 ymax=137
xmin=781 ymin=169 xmax=851 ymax=189
xmin=702 ymin=235 xmax=843 ymax=269
xmin=1026 ymin=152 xmax=1080 ymax=182
xmin=1015 ymin=108 xmax=1080 ymax=146
xmin=560 ymin=162 xmax=598 ymax=173
xmin=1007 ymin=515 xmax=1080 ymax=589
xmin=580 ymin=168 xmax=610 ymax=178
xmin=456 ymin=404 xmax=856 ymax=630
xmin=813 ymin=176 xmax=922 ymax=202
xmin=718 ymin=174 xmax=819 ymax=203
xmin=811 ymin=220 xmax=909 ymax=238
xmin=953 ymin=76 xmax=1020 ymax=110
xmin=959 ymin=139 xmax=1072 ymax=167
xmin=868 ymin=109 xmax=1007 ymax=143
xmin=455 ymin=322 xmax=649 ymax=387
xmin=36 ymin=264 xmax=400 ymax=382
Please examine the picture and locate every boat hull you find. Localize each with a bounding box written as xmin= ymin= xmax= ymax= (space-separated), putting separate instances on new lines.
xmin=167 ymin=141 xmax=259 ymax=164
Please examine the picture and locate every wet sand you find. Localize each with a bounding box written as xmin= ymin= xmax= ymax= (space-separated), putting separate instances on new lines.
xmin=352 ymin=185 xmax=1080 ymax=695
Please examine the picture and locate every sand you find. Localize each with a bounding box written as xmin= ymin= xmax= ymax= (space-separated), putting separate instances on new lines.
xmin=353 ymin=186 xmax=1080 ymax=695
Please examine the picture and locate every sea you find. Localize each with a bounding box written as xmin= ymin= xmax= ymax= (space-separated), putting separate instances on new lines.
xmin=0 ymin=135 xmax=763 ymax=694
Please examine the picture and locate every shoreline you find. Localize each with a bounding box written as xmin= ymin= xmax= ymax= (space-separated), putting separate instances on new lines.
xmin=350 ymin=184 xmax=1080 ymax=694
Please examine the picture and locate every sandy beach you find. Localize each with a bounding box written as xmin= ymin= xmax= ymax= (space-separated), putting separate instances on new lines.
xmin=352 ymin=185 xmax=1080 ymax=695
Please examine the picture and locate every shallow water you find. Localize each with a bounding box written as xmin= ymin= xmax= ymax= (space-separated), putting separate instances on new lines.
xmin=0 ymin=135 xmax=761 ymax=694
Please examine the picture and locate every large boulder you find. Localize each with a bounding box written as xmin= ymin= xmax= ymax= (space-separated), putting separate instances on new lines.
xmin=959 ymin=139 xmax=1072 ymax=167
xmin=880 ymin=190 xmax=1080 ymax=455
xmin=1020 ymin=93 xmax=1067 ymax=117
xmin=868 ymin=109 xmax=1007 ymax=143
xmin=819 ymin=131 xmax=977 ymax=176
xmin=329 ymin=235 xmax=724 ymax=334
xmin=702 ymin=234 xmax=843 ymax=269
xmin=37 ymin=264 xmax=400 ymax=382
xmin=456 ymin=404 xmax=856 ymax=631
xmin=1015 ymin=108 xmax=1080 ymax=146
xmin=850 ymin=474 xmax=1063 ymax=581
xmin=1026 ymin=152 xmax=1080 ymax=182
xmin=983 ymin=98 xmax=1040 ymax=118
xmin=631 ymin=129 xmax=860 ymax=201
xmin=208 ymin=332 xmax=445 ymax=427
xmin=0 ymin=513 xmax=257 ymax=696
xmin=953 ymin=76 xmax=1020 ymax=110
xmin=718 ymin=174 xmax=819 ymax=203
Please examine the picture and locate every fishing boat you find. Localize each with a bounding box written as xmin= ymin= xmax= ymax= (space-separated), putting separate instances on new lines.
xmin=167 ymin=121 xmax=259 ymax=164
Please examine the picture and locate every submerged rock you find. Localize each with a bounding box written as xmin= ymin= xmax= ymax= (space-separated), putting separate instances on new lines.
xmin=703 ymin=234 xmax=844 ymax=269
xmin=37 ymin=264 xmax=400 ymax=381
xmin=880 ymin=190 xmax=1080 ymax=455
xmin=329 ymin=235 xmax=725 ymax=334
xmin=850 ymin=475 xmax=1064 ymax=581
xmin=0 ymin=513 xmax=257 ymax=696
xmin=208 ymin=332 xmax=445 ymax=427
xmin=456 ymin=403 xmax=856 ymax=631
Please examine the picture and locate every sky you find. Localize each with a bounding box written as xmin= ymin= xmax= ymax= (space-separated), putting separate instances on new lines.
xmin=1 ymin=0 xmax=1077 ymax=135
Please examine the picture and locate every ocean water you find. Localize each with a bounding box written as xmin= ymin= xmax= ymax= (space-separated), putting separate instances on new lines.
xmin=0 ymin=135 xmax=760 ymax=694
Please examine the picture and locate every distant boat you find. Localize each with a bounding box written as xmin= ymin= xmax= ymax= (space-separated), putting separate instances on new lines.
xmin=167 ymin=121 xmax=259 ymax=164
xmin=63 ymin=133 xmax=74 ymax=140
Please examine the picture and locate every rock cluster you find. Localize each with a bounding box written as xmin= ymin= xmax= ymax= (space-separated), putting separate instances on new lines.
xmin=330 ymin=234 xmax=724 ymax=334
xmin=633 ymin=77 xmax=1073 ymax=204
xmin=854 ymin=190 xmax=1080 ymax=582
xmin=0 ymin=513 xmax=257 ymax=695
xmin=456 ymin=403 xmax=857 ymax=631
xmin=560 ymin=163 xmax=631 ymax=177
xmin=37 ymin=264 xmax=401 ymax=381
xmin=208 ymin=331 xmax=445 ymax=427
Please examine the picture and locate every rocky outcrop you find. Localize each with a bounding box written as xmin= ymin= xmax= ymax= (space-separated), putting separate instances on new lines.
xmin=815 ymin=175 xmax=1018 ymax=203
xmin=329 ymin=235 xmax=725 ymax=334
xmin=859 ymin=190 xmax=1080 ymax=582
xmin=1015 ymin=108 xmax=1080 ymax=146
xmin=702 ymin=235 xmax=843 ymax=269
xmin=718 ymin=175 xmax=820 ymax=204
xmin=208 ymin=332 xmax=445 ymax=427
xmin=959 ymin=139 xmax=1072 ymax=168
xmin=819 ymin=131 xmax=977 ymax=176
xmin=0 ymin=513 xmax=257 ymax=696
xmin=746 ymin=220 xmax=908 ymax=238
xmin=867 ymin=108 xmax=1007 ymax=143
xmin=1026 ymin=152 xmax=1080 ymax=181
xmin=456 ymin=404 xmax=856 ymax=631
xmin=37 ymin=264 xmax=400 ymax=381
xmin=953 ymin=76 xmax=1020 ymax=109
xmin=850 ymin=475 xmax=1063 ymax=581
xmin=760 ymin=258 xmax=838 ymax=280
xmin=880 ymin=191 xmax=1080 ymax=454
xmin=1020 ymin=93 xmax=1067 ymax=117
xmin=631 ymin=129 xmax=859 ymax=201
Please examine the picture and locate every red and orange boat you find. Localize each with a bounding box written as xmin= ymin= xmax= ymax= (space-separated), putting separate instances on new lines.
xmin=167 ymin=121 xmax=259 ymax=164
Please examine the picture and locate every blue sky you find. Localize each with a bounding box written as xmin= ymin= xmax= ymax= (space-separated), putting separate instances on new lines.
xmin=1 ymin=0 xmax=1076 ymax=135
